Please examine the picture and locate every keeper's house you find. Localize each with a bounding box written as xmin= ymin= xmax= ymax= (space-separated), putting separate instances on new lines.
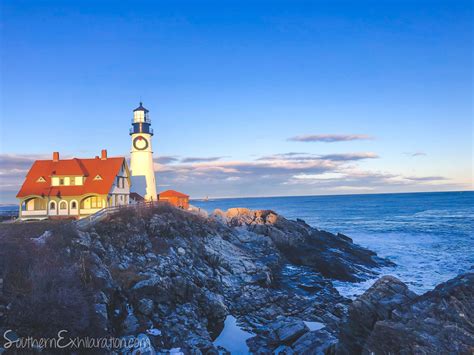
xmin=16 ymin=150 xmax=131 ymax=220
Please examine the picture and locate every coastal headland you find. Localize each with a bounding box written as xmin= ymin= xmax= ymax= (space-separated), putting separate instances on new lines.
xmin=0 ymin=204 xmax=472 ymax=353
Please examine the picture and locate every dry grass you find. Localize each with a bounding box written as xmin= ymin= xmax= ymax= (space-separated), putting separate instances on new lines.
xmin=0 ymin=220 xmax=103 ymax=339
xmin=0 ymin=219 xmax=69 ymax=240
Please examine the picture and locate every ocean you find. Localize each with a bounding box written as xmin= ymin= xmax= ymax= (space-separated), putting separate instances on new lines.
xmin=192 ymin=191 xmax=474 ymax=297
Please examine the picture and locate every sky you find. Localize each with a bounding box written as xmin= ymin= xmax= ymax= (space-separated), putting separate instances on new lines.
xmin=0 ymin=0 xmax=472 ymax=203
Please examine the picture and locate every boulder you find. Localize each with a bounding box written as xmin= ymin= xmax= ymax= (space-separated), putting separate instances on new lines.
xmin=364 ymin=273 xmax=474 ymax=354
xmin=337 ymin=275 xmax=417 ymax=354
xmin=337 ymin=273 xmax=474 ymax=354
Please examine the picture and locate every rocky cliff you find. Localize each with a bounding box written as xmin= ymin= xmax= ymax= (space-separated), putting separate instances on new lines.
xmin=0 ymin=204 xmax=470 ymax=354
xmin=0 ymin=204 xmax=392 ymax=353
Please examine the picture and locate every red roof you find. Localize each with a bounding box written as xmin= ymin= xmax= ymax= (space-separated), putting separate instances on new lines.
xmin=159 ymin=189 xmax=189 ymax=198
xmin=17 ymin=156 xmax=127 ymax=198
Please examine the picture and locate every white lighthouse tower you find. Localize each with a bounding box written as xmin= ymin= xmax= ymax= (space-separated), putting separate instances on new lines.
xmin=130 ymin=102 xmax=157 ymax=201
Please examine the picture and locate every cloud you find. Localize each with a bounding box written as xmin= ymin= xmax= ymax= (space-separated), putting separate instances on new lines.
xmin=319 ymin=152 xmax=379 ymax=161
xmin=288 ymin=134 xmax=373 ymax=143
xmin=403 ymin=176 xmax=447 ymax=182
xmin=156 ymin=156 xmax=179 ymax=164
xmin=404 ymin=152 xmax=427 ymax=157
xmin=285 ymin=168 xmax=454 ymax=192
xmin=258 ymin=152 xmax=378 ymax=162
xmin=0 ymin=152 xmax=464 ymax=203
xmin=153 ymin=152 xmax=462 ymax=199
xmin=293 ymin=173 xmax=346 ymax=180
xmin=0 ymin=155 xmax=46 ymax=195
xmin=0 ymin=154 xmax=47 ymax=171
xmin=180 ymin=156 xmax=226 ymax=163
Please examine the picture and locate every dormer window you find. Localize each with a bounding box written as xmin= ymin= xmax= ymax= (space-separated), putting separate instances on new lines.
xmin=36 ymin=176 xmax=46 ymax=183
xmin=93 ymin=174 xmax=103 ymax=181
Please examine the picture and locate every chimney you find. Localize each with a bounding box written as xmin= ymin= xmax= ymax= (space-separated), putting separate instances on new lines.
xmin=53 ymin=152 xmax=59 ymax=162
xmin=101 ymin=149 xmax=107 ymax=160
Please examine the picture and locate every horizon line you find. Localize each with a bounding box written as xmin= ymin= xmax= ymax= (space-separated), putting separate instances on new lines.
xmin=0 ymin=189 xmax=472 ymax=207
xmin=189 ymin=189 xmax=473 ymax=202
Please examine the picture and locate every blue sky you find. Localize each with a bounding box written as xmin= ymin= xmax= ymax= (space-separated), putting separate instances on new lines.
xmin=0 ymin=0 xmax=472 ymax=202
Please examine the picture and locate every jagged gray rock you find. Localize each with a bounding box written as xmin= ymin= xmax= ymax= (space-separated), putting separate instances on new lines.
xmin=336 ymin=275 xmax=417 ymax=354
xmin=0 ymin=204 xmax=393 ymax=354
xmin=336 ymin=273 xmax=474 ymax=355
xmin=364 ymin=273 xmax=474 ymax=354
xmin=271 ymin=318 xmax=309 ymax=343
xmin=292 ymin=329 xmax=338 ymax=354
xmin=215 ymin=208 xmax=394 ymax=282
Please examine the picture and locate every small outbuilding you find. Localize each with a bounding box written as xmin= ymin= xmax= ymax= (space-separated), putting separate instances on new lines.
xmin=130 ymin=192 xmax=145 ymax=204
xmin=159 ymin=190 xmax=189 ymax=209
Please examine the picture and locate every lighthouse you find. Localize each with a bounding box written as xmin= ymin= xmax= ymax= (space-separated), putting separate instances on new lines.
xmin=129 ymin=102 xmax=157 ymax=201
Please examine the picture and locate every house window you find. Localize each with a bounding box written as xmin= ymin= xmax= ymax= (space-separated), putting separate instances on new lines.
xmin=34 ymin=198 xmax=46 ymax=210
xmin=59 ymin=178 xmax=65 ymax=185
xmin=59 ymin=201 xmax=67 ymax=210
xmin=94 ymin=175 xmax=103 ymax=181
xmin=70 ymin=178 xmax=75 ymax=186
xmin=50 ymin=201 xmax=56 ymax=210
xmin=90 ymin=196 xmax=102 ymax=208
